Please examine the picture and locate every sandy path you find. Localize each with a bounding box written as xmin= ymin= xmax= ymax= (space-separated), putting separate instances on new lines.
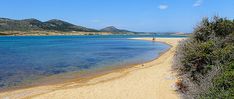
xmin=0 ymin=38 xmax=184 ymax=99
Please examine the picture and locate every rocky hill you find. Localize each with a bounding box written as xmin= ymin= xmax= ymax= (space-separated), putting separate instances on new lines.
xmin=100 ymin=26 xmax=132 ymax=33
xmin=0 ymin=18 xmax=138 ymax=35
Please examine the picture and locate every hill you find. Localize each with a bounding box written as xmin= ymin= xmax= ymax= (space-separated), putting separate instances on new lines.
xmin=100 ymin=26 xmax=133 ymax=33
xmin=0 ymin=18 xmax=138 ymax=35
xmin=0 ymin=18 xmax=97 ymax=32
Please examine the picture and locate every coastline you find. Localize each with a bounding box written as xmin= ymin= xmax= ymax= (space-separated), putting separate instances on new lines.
xmin=0 ymin=38 xmax=170 ymax=92
xmin=0 ymin=37 xmax=184 ymax=99
xmin=0 ymin=31 xmax=136 ymax=36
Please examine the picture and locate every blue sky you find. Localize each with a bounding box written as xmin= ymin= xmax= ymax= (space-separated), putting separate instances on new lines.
xmin=0 ymin=0 xmax=234 ymax=32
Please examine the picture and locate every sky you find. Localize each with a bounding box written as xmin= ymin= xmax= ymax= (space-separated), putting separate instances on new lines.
xmin=0 ymin=0 xmax=234 ymax=32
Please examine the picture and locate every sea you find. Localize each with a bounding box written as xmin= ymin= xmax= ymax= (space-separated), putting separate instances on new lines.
xmin=0 ymin=34 xmax=185 ymax=90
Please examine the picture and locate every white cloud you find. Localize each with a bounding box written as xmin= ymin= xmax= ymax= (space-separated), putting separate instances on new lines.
xmin=158 ymin=4 xmax=168 ymax=10
xmin=193 ymin=0 xmax=203 ymax=7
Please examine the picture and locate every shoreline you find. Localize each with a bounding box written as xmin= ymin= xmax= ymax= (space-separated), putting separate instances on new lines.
xmin=0 ymin=31 xmax=135 ymax=36
xmin=0 ymin=39 xmax=169 ymax=92
xmin=0 ymin=37 xmax=184 ymax=99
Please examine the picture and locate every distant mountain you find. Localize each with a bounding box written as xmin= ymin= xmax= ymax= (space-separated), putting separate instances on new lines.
xmin=43 ymin=19 xmax=97 ymax=32
xmin=0 ymin=18 xmax=138 ymax=35
xmin=0 ymin=18 xmax=98 ymax=32
xmin=100 ymin=26 xmax=132 ymax=33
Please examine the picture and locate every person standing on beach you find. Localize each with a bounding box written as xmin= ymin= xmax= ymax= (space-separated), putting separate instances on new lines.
xmin=153 ymin=33 xmax=156 ymax=41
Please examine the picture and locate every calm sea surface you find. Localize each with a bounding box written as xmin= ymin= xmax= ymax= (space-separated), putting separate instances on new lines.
xmin=0 ymin=35 xmax=180 ymax=89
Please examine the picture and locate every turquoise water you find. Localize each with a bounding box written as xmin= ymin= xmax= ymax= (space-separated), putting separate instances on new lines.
xmin=0 ymin=35 xmax=171 ymax=89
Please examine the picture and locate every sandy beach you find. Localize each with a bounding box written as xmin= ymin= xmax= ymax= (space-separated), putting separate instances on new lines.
xmin=0 ymin=38 xmax=184 ymax=99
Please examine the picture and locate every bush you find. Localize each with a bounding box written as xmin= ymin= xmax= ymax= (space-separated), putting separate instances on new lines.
xmin=201 ymin=62 xmax=234 ymax=98
xmin=174 ymin=16 xmax=234 ymax=98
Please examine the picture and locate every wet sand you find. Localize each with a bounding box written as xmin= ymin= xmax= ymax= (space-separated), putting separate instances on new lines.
xmin=0 ymin=38 xmax=184 ymax=99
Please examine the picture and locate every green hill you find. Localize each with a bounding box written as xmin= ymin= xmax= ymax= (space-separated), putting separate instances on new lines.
xmin=0 ymin=18 xmax=98 ymax=32
xmin=100 ymin=26 xmax=132 ymax=33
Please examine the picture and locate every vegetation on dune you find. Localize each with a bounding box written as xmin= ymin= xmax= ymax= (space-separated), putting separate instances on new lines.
xmin=174 ymin=16 xmax=234 ymax=98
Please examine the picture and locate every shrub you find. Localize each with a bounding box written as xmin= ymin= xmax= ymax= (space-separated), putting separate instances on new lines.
xmin=174 ymin=16 xmax=234 ymax=98
xmin=201 ymin=62 xmax=234 ymax=98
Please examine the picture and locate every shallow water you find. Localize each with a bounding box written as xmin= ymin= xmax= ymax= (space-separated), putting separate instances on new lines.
xmin=0 ymin=35 xmax=171 ymax=89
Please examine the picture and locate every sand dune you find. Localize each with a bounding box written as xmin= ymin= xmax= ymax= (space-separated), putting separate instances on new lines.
xmin=0 ymin=38 xmax=184 ymax=99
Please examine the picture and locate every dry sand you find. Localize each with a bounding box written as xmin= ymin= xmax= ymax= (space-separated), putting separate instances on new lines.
xmin=0 ymin=38 xmax=184 ymax=99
